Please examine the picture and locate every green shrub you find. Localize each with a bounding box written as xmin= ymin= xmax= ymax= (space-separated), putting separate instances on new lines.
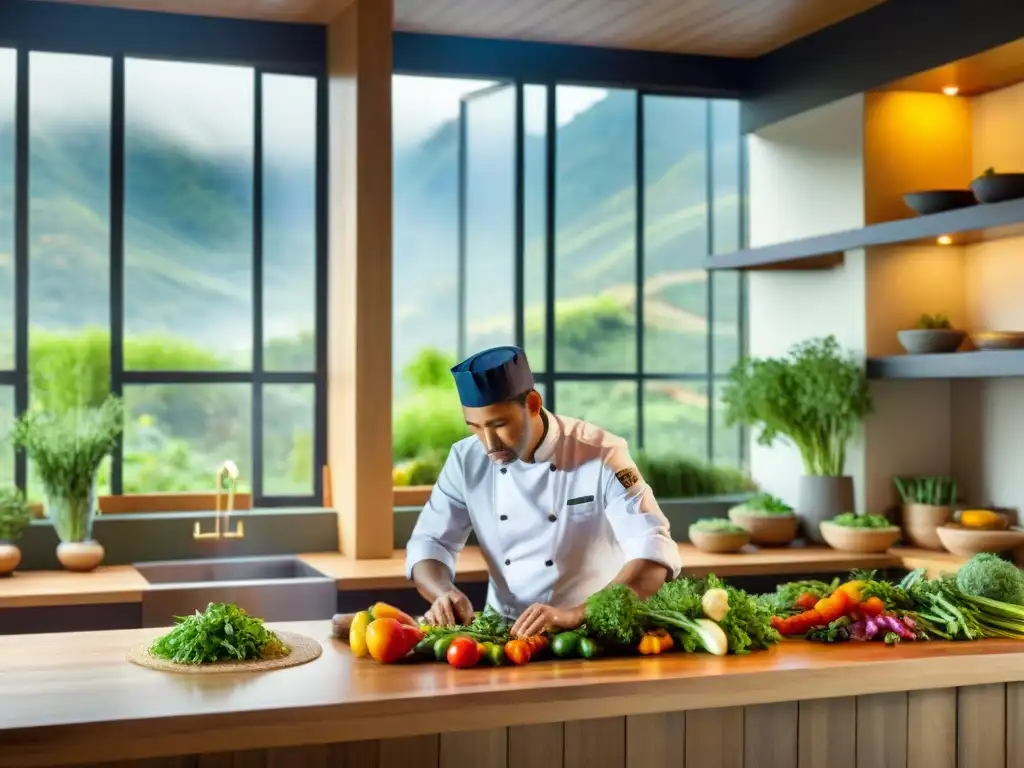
xmin=635 ymin=451 xmax=756 ymax=499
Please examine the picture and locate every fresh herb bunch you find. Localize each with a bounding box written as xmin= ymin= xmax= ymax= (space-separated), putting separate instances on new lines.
xmin=690 ymin=518 xmax=745 ymax=534
xmin=721 ymin=336 xmax=872 ymax=477
xmin=831 ymin=512 xmax=893 ymax=529
xmin=422 ymin=609 xmax=512 ymax=644
xmin=10 ymin=395 xmax=123 ymax=542
xmin=893 ymin=475 xmax=957 ymax=506
xmin=149 ymin=602 xmax=288 ymax=665
xmin=731 ymin=492 xmax=793 ymax=516
xmin=915 ymin=313 xmax=952 ymax=330
xmin=0 ymin=486 xmax=32 ymax=542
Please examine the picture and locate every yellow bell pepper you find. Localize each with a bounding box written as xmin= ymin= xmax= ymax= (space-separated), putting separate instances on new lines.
xmin=638 ymin=629 xmax=674 ymax=655
xmin=349 ymin=610 xmax=372 ymax=658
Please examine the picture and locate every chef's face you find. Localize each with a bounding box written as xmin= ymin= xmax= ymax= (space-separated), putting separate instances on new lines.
xmin=463 ymin=390 xmax=543 ymax=465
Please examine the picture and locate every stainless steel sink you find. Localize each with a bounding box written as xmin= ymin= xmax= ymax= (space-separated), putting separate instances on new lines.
xmin=134 ymin=555 xmax=338 ymax=628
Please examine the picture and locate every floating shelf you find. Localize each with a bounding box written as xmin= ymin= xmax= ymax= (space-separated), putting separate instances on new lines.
xmin=708 ymin=197 xmax=1024 ymax=271
xmin=867 ymin=350 xmax=1024 ymax=380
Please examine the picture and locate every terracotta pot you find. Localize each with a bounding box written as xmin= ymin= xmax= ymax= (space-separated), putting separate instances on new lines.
xmin=688 ymin=527 xmax=750 ymax=554
xmin=819 ymin=522 xmax=901 ymax=554
xmin=901 ymin=504 xmax=953 ymax=550
xmin=56 ymin=540 xmax=105 ymax=572
xmin=727 ymin=510 xmax=799 ymax=547
xmin=0 ymin=540 xmax=21 ymax=576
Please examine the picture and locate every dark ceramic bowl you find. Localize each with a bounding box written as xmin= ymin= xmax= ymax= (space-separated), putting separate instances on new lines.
xmin=902 ymin=190 xmax=976 ymax=216
xmin=897 ymin=329 xmax=965 ymax=354
xmin=971 ymin=173 xmax=1024 ymax=204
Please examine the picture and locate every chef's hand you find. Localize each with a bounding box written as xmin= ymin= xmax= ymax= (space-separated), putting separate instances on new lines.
xmin=511 ymin=603 xmax=585 ymax=638
xmin=424 ymin=588 xmax=474 ymax=627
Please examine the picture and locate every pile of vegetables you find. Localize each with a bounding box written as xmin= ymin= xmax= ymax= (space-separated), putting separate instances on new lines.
xmin=344 ymin=577 xmax=779 ymax=669
xmin=766 ymin=554 xmax=1024 ymax=646
xmin=149 ymin=602 xmax=289 ymax=665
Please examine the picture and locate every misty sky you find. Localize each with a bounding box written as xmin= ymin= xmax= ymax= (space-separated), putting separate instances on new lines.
xmin=0 ymin=50 xmax=608 ymax=157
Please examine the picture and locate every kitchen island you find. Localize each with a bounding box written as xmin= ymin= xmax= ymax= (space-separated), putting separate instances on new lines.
xmin=2 ymin=621 xmax=1023 ymax=768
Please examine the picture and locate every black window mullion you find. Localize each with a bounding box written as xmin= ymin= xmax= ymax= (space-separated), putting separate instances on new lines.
xmin=313 ymin=72 xmax=329 ymax=505
xmin=543 ymin=83 xmax=556 ymax=412
xmin=110 ymin=54 xmax=125 ymax=495
xmin=251 ymin=69 xmax=264 ymax=504
xmin=13 ymin=47 xmax=28 ymax=492
xmin=704 ymin=100 xmax=715 ymax=465
xmin=635 ymin=91 xmax=644 ymax=450
xmin=513 ymin=81 xmax=525 ymax=351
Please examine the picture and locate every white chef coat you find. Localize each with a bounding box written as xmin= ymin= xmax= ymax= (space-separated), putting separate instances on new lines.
xmin=405 ymin=410 xmax=683 ymax=619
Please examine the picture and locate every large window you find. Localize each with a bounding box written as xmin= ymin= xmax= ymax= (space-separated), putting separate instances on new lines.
xmin=392 ymin=76 xmax=745 ymax=488
xmin=1 ymin=48 xmax=323 ymax=505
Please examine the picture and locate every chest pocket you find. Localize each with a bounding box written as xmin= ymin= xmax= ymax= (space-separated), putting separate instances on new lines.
xmin=565 ymin=493 xmax=598 ymax=520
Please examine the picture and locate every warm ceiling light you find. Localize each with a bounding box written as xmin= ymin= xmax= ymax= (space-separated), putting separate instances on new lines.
xmin=942 ymin=85 xmax=960 ymax=96
xmin=937 ymin=235 xmax=953 ymax=245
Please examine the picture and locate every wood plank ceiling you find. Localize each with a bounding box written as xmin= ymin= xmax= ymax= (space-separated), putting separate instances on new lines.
xmin=32 ymin=0 xmax=887 ymax=57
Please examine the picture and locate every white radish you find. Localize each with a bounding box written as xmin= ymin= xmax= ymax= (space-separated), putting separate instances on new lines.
xmin=693 ymin=618 xmax=729 ymax=656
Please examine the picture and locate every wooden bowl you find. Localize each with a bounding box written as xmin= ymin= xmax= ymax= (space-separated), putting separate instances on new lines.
xmin=970 ymin=331 xmax=1024 ymax=351
xmin=688 ymin=527 xmax=750 ymax=554
xmin=936 ymin=525 xmax=1024 ymax=557
xmin=819 ymin=522 xmax=901 ymax=554
xmin=727 ymin=511 xmax=799 ymax=547
xmin=901 ymin=503 xmax=953 ymax=550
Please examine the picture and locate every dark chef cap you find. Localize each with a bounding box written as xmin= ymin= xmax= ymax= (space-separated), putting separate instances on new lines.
xmin=451 ymin=346 xmax=535 ymax=407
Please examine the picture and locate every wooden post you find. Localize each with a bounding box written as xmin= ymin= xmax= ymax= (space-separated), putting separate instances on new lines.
xmin=327 ymin=0 xmax=394 ymax=558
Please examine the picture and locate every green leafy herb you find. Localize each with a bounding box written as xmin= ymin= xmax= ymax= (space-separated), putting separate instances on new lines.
xmin=690 ymin=518 xmax=745 ymax=533
xmin=831 ymin=512 xmax=893 ymax=529
xmin=807 ymin=616 xmax=852 ymax=643
xmin=893 ymin=475 xmax=957 ymax=506
xmin=915 ymin=313 xmax=952 ymax=330
xmin=721 ymin=336 xmax=873 ymax=477
xmin=0 ymin=486 xmax=32 ymax=542
xmin=730 ymin=492 xmax=793 ymax=517
xmin=149 ymin=602 xmax=288 ymax=665
xmin=422 ymin=609 xmax=512 ymax=645
xmin=10 ymin=395 xmax=123 ymax=542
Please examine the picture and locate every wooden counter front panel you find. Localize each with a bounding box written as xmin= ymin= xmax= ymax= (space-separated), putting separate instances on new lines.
xmin=65 ymin=683 xmax=1020 ymax=768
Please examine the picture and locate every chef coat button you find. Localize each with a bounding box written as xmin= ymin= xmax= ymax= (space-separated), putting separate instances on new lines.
xmin=549 ymin=465 xmax=557 ymax=472
xmin=500 ymin=514 xmax=508 ymax=521
xmin=505 ymin=559 xmax=511 ymax=566
xmin=545 ymin=560 xmax=554 ymax=567
xmin=500 ymin=467 xmax=508 ymax=474
xmin=548 ymin=514 xmax=557 ymax=522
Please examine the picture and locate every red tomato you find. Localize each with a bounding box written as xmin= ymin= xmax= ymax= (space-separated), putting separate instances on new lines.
xmin=446 ymin=636 xmax=482 ymax=669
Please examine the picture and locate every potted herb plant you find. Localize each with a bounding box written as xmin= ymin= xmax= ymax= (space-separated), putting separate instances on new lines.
xmin=722 ymin=336 xmax=873 ymax=544
xmin=11 ymin=395 xmax=123 ymax=572
xmin=687 ymin=518 xmax=750 ymax=554
xmin=727 ymin=492 xmax=799 ymax=547
xmin=893 ymin=475 xmax=957 ymax=550
xmin=896 ymin=313 xmax=965 ymax=355
xmin=0 ymin=486 xmax=32 ymax=576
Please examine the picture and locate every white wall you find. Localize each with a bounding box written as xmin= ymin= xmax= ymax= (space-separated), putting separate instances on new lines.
xmin=746 ymin=95 xmax=867 ymax=508
xmin=951 ymin=79 xmax=1024 ymax=512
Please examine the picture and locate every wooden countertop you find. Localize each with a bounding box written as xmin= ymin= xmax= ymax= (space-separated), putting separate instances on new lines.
xmin=3 ymin=620 xmax=1024 ymax=766
xmin=0 ymin=546 xmax=963 ymax=609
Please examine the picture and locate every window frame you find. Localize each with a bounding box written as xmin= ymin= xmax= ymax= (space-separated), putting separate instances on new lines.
xmin=4 ymin=47 xmax=328 ymax=508
xmin=435 ymin=79 xmax=749 ymax=473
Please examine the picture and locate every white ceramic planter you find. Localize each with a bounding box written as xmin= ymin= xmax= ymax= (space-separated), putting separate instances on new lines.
xmin=56 ymin=540 xmax=105 ymax=572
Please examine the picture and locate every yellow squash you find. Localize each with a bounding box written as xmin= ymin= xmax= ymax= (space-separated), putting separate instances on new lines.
xmin=349 ymin=610 xmax=372 ymax=658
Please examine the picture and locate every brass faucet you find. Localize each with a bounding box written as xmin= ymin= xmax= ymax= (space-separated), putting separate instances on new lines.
xmin=193 ymin=460 xmax=245 ymax=540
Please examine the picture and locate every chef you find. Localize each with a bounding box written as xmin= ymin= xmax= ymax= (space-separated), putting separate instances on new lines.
xmin=406 ymin=345 xmax=682 ymax=638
